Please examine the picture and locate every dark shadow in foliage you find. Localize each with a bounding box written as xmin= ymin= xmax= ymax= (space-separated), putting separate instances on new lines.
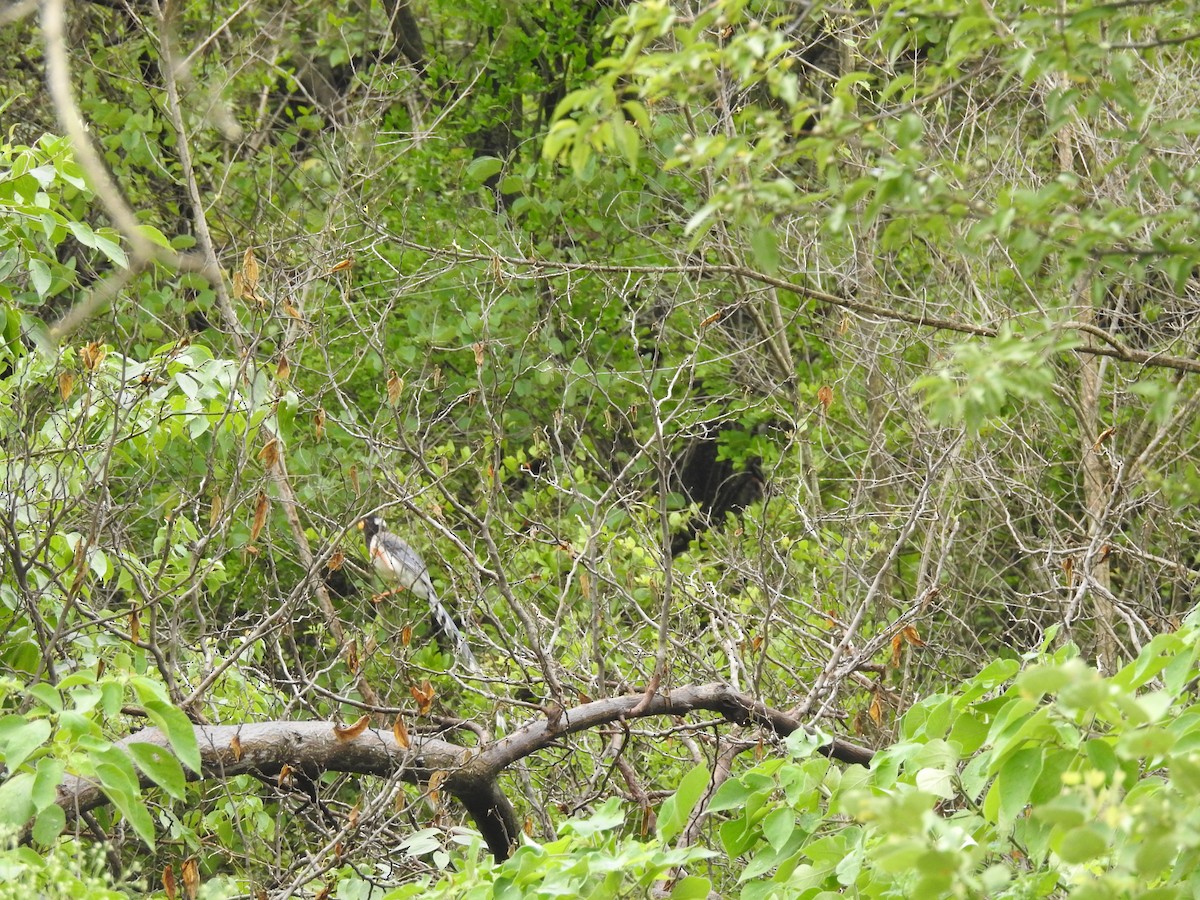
xmin=670 ymin=421 xmax=765 ymax=556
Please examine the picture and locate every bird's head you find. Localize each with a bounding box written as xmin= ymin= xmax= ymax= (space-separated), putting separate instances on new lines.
xmin=358 ymin=515 xmax=386 ymax=542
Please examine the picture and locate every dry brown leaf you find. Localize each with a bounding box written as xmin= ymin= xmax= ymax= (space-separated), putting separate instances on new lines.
xmin=524 ymin=816 xmax=534 ymax=836
xmin=278 ymin=764 xmax=293 ymax=787
xmin=817 ymin=384 xmax=833 ymax=411
xmin=230 ymin=734 xmax=242 ymax=761
xmin=80 ymin=341 xmax=107 ymax=372
xmin=283 ymin=301 xmax=302 ymax=319
xmin=349 ymin=464 xmax=359 ymax=494
xmin=345 ymin=640 xmax=359 ymax=674
xmin=393 ymin=717 xmax=410 ymax=749
xmin=314 ymin=883 xmax=331 ymax=900
xmin=400 ymin=624 xmax=412 ymax=647
xmin=348 ymin=802 xmax=360 ymax=827
xmin=232 ymin=271 xmax=245 ymax=301
xmin=902 ymin=625 xmax=926 ymax=647
xmin=181 ymin=857 xmax=200 ymax=900
xmin=329 ymin=258 xmax=353 ymax=274
xmin=334 ymin=715 xmax=371 ymax=740
xmin=59 ymin=372 xmax=74 ymax=402
xmin=473 ymin=341 xmax=485 ymax=366
xmin=1093 ymin=425 xmax=1116 ymax=451
xmin=838 ymin=313 xmax=851 ymax=335
xmin=250 ymin=491 xmax=270 ymax=543
xmin=209 ymin=494 xmax=223 ymax=530
xmin=129 ymin=609 xmax=141 ymax=644
xmin=314 ymin=407 xmax=326 ymax=440
xmin=869 ymin=692 xmax=883 ymax=726
xmin=890 ymin=632 xmax=904 ymax=668
xmin=387 ymin=370 xmax=403 ymax=406
xmin=580 ymin=572 xmax=591 ymax=601
xmin=700 ymin=308 xmax=724 ymax=329
xmin=163 ymin=865 xmax=177 ymax=900
xmin=258 ymin=438 xmax=279 ymax=470
xmin=327 ymin=550 xmax=344 ymax=571
xmin=411 ymin=680 xmax=435 ymax=716
xmin=276 ymin=354 xmax=290 ymax=382
xmin=242 ymin=248 xmax=259 ymax=292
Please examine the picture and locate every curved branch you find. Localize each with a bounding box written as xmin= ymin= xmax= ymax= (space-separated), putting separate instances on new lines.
xmin=52 ymin=684 xmax=872 ymax=862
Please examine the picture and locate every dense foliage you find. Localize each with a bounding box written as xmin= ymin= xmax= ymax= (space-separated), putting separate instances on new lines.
xmin=3 ymin=0 xmax=1200 ymax=895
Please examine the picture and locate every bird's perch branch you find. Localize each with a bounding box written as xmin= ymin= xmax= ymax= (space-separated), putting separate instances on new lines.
xmin=53 ymin=683 xmax=873 ymax=860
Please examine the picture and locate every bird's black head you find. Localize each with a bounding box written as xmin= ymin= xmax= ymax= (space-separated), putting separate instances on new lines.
xmin=358 ymin=515 xmax=386 ymax=545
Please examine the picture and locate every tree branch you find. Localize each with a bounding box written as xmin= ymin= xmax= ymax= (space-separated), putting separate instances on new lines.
xmin=51 ymin=684 xmax=871 ymax=862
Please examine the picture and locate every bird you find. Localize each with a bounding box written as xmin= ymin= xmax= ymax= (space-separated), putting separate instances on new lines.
xmin=357 ymin=515 xmax=480 ymax=673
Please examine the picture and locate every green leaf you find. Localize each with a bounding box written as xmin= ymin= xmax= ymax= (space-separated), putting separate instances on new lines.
xmin=760 ymin=806 xmax=795 ymax=852
xmin=1057 ymin=824 xmax=1107 ymax=863
xmin=92 ymin=232 xmax=128 ymax=268
xmin=0 ymin=716 xmax=51 ymax=771
xmin=750 ymin=227 xmax=780 ymax=273
xmin=668 ymin=875 xmax=711 ymax=899
xmin=28 ymin=258 xmax=51 ymax=297
xmin=31 ymin=757 xmax=65 ymax=812
xmin=465 ymin=156 xmax=504 ymax=186
xmin=128 ymin=741 xmax=188 ymax=800
xmin=994 ymin=747 xmax=1043 ymax=826
xmin=657 ymin=762 xmax=710 ymax=843
xmin=142 ymin=700 xmax=201 ymax=774
xmin=31 ymin=804 xmax=65 ymax=845
xmin=96 ymin=758 xmax=156 ymax=847
xmin=0 ymin=772 xmax=35 ymax=827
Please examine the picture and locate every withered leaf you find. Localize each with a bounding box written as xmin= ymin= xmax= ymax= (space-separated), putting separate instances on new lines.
xmin=386 ymin=370 xmax=403 ymax=406
xmin=209 ymin=493 xmax=224 ymax=530
xmin=250 ymin=491 xmax=270 ymax=543
xmin=163 ymin=865 xmax=177 ymax=900
xmin=242 ymin=248 xmax=259 ymax=292
xmin=393 ymin=716 xmax=410 ymax=749
xmin=276 ymin=354 xmax=290 ymax=382
xmin=902 ymin=625 xmax=925 ymax=647
xmin=229 ymin=734 xmax=242 ymax=761
xmin=817 ymin=384 xmax=834 ymax=411
xmin=328 ymin=258 xmax=353 ymax=274
xmin=411 ymin=680 xmax=435 ymax=716
xmin=334 ymin=715 xmax=371 ymax=740
xmin=868 ymin=692 xmax=883 ymax=726
xmin=314 ymin=407 xmax=326 ymax=440
xmin=80 ymin=341 xmax=107 ymax=372
xmin=181 ymin=857 xmax=200 ymax=900
xmin=258 ymin=437 xmax=279 ymax=470
xmin=59 ymin=372 xmax=74 ymax=402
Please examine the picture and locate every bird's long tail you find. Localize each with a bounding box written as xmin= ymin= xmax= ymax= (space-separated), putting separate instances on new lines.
xmin=428 ymin=592 xmax=481 ymax=673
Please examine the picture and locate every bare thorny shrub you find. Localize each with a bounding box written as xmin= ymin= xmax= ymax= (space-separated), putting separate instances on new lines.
xmin=6 ymin=0 xmax=1200 ymax=889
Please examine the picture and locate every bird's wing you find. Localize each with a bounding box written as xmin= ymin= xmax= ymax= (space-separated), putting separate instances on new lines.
xmin=374 ymin=532 xmax=480 ymax=673
xmin=372 ymin=532 xmax=435 ymax=596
